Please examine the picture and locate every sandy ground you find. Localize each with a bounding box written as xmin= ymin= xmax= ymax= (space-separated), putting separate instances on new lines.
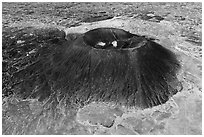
xmin=2 ymin=2 xmax=202 ymax=135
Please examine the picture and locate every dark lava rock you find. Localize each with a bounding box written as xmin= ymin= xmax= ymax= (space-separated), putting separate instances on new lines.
xmin=83 ymin=14 xmax=114 ymax=23
xmin=140 ymin=14 xmax=164 ymax=22
xmin=2 ymin=26 xmax=66 ymax=98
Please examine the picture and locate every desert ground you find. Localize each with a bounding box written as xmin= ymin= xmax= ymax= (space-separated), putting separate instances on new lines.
xmin=2 ymin=2 xmax=202 ymax=135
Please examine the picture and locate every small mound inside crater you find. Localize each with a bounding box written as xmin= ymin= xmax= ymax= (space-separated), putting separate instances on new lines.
xmin=83 ymin=28 xmax=147 ymax=49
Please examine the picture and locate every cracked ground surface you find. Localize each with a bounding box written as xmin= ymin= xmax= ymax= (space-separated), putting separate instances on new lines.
xmin=2 ymin=2 xmax=202 ymax=135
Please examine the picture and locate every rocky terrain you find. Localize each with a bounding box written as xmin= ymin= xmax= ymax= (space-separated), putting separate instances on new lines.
xmin=2 ymin=2 xmax=202 ymax=135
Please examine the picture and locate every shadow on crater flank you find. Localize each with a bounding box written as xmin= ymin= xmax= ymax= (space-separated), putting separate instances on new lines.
xmin=3 ymin=27 xmax=182 ymax=108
